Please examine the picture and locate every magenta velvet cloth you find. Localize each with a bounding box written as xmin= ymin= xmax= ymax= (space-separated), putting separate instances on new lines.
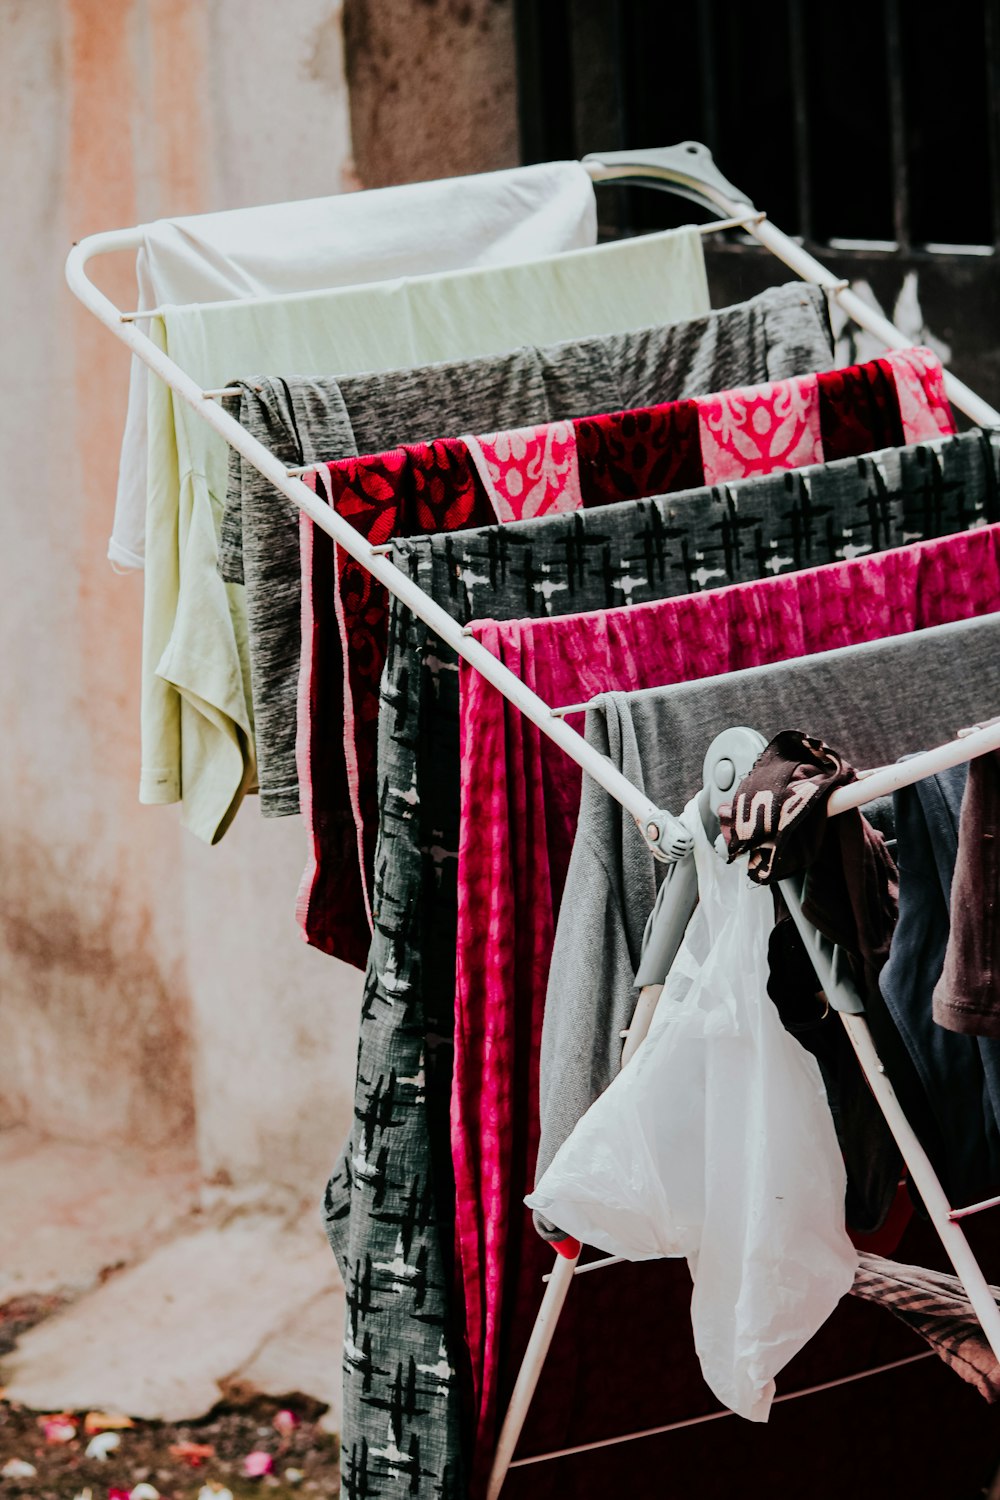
xmin=454 ymin=521 xmax=1000 ymax=1479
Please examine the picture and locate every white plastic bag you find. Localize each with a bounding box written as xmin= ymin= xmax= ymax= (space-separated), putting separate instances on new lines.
xmin=527 ymin=799 xmax=857 ymax=1421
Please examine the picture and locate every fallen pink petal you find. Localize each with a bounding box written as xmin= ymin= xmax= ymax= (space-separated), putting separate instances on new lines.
xmin=242 ymin=1449 xmax=274 ymax=1477
xmin=44 ymin=1417 xmax=78 ymax=1443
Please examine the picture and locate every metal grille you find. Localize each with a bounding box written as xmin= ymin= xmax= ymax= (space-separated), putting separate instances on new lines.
xmin=515 ymin=0 xmax=1000 ymax=256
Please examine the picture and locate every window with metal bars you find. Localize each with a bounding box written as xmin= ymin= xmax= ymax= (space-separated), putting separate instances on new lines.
xmin=515 ymin=0 xmax=1000 ymax=255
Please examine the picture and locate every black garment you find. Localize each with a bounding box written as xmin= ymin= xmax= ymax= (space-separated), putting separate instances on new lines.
xmin=722 ymin=736 xmax=902 ymax=1231
xmin=879 ymin=765 xmax=1000 ymax=1207
xmin=767 ymin=790 xmax=901 ymax=1233
xmin=934 ymin=737 xmax=1000 ymax=1038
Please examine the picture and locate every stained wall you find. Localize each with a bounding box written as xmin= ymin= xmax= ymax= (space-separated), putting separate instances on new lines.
xmin=0 ymin=0 xmax=360 ymax=1195
xmin=1 ymin=0 xmax=522 ymax=1202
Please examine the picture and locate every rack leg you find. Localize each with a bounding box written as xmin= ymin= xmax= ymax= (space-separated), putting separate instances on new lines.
xmin=621 ymin=983 xmax=662 ymax=1065
xmin=486 ymin=1247 xmax=580 ymax=1500
xmin=489 ymin=912 xmax=681 ymax=1493
xmin=838 ymin=1011 xmax=1000 ymax=1362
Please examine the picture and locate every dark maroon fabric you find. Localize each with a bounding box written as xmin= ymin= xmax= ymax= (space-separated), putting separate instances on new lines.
xmin=817 ymin=357 xmax=906 ymax=461
xmin=299 ymin=544 xmax=371 ymax=969
xmin=575 ymin=398 xmax=703 ymax=506
xmin=507 ymin=1212 xmax=1000 ymax=1500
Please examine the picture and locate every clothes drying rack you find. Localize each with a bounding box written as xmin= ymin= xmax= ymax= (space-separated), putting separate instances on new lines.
xmin=65 ymin=140 xmax=1000 ymax=1496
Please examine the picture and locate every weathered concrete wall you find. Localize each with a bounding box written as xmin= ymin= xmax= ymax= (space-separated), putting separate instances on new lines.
xmin=0 ymin=0 xmax=361 ymax=1195
xmin=342 ymin=0 xmax=519 ymax=187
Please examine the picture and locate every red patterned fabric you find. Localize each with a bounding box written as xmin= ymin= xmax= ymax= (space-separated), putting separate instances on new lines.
xmin=454 ymin=523 xmax=1000 ymax=1488
xmin=818 ymin=359 xmax=904 ymax=460
xmin=575 ymin=347 xmax=952 ymax=506
xmin=575 ymin=399 xmax=703 ymax=505
xmin=296 ymin=441 xmax=494 ymax=959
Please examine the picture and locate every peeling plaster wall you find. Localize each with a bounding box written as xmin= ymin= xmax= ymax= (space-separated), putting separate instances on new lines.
xmin=342 ymin=0 xmax=519 ymax=188
xmin=0 ymin=0 xmax=361 ymax=1195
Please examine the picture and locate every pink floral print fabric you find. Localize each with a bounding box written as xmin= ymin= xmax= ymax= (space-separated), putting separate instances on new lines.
xmin=464 ymin=421 xmax=583 ymax=521
xmin=697 ymin=371 xmax=824 ymax=480
xmin=886 ymin=346 xmax=955 ymax=443
xmin=694 ymin=347 xmax=951 ymax=486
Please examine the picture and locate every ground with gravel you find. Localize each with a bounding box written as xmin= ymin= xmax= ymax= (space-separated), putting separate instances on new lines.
xmin=0 ymin=1393 xmax=340 ymax=1500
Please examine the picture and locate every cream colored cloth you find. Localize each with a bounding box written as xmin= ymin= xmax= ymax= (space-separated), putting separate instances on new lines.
xmin=141 ymin=227 xmax=711 ymax=842
xmin=112 ymin=160 xmax=597 ymax=569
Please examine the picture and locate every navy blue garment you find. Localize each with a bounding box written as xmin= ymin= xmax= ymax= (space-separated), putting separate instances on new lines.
xmin=879 ymin=763 xmax=1000 ymax=1207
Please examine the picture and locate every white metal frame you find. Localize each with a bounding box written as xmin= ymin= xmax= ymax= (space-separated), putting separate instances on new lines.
xmin=65 ymin=217 xmax=697 ymax=864
xmin=64 ymin=144 xmax=1000 ymax=1497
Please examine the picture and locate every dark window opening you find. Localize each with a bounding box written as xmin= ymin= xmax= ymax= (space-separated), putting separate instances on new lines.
xmin=514 ymin=0 xmax=1000 ymax=255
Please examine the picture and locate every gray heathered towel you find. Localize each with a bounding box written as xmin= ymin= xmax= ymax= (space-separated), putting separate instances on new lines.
xmin=537 ymin=611 xmax=1000 ymax=1202
xmin=216 ymin=282 xmax=833 ymax=815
